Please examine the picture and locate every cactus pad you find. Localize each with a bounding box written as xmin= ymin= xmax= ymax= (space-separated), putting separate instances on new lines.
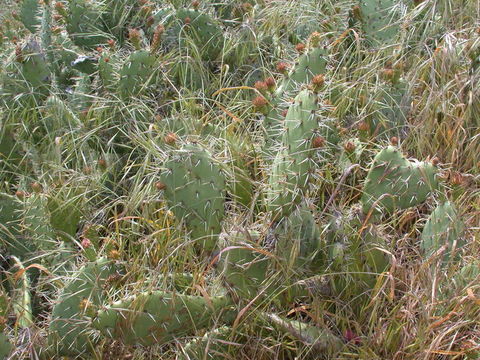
xmin=160 ymin=144 xmax=226 ymax=252
xmin=49 ymin=258 xmax=120 ymax=356
xmin=93 ymin=291 xmax=234 ymax=346
xmin=421 ymin=202 xmax=465 ymax=262
xmin=361 ymin=146 xmax=439 ymax=214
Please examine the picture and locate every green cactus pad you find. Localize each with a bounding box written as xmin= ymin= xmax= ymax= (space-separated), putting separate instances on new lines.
xmin=275 ymin=47 xmax=328 ymax=96
xmin=0 ymin=333 xmax=12 ymax=359
xmin=276 ymin=206 xmax=324 ymax=271
xmin=66 ymin=0 xmax=109 ymax=49
xmin=160 ymin=144 xmax=226 ymax=252
xmin=23 ymin=193 xmax=57 ymax=252
xmin=9 ymin=256 xmax=33 ymax=328
xmin=0 ymin=129 xmax=22 ymax=180
xmin=0 ymin=193 xmax=35 ymax=259
xmin=421 ymin=202 xmax=465 ymax=262
xmin=356 ymin=0 xmax=403 ymax=46
xmin=166 ymin=9 xmax=225 ymax=61
xmin=262 ymin=313 xmax=343 ymax=354
xmin=47 ymin=188 xmax=83 ymax=242
xmin=373 ymin=79 xmax=410 ymax=138
xmin=220 ymin=231 xmax=271 ymax=299
xmin=267 ymin=89 xmax=338 ymax=219
xmin=98 ymin=52 xmax=120 ymax=90
xmin=361 ymin=146 xmax=439 ymax=214
xmin=118 ymin=50 xmax=157 ymax=99
xmin=263 ymin=47 xmax=329 ymax=155
xmin=20 ymin=0 xmax=41 ymax=33
xmin=179 ymin=326 xmax=234 ymax=360
xmin=93 ymin=291 xmax=235 ymax=346
xmin=49 ymin=258 xmax=120 ymax=356
xmin=1 ymin=38 xmax=51 ymax=101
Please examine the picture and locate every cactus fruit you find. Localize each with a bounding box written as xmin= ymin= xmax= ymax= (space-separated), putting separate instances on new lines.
xmin=118 ymin=50 xmax=157 ymax=99
xmin=220 ymin=231 xmax=271 ymax=299
xmin=20 ymin=0 xmax=41 ymax=33
xmin=49 ymin=258 xmax=120 ymax=356
xmin=355 ymin=0 xmax=404 ymax=46
xmin=361 ymin=146 xmax=439 ymax=214
xmin=92 ymin=291 xmax=235 ymax=346
xmin=420 ymin=202 xmax=465 ymax=263
xmin=160 ymin=144 xmax=226 ymax=252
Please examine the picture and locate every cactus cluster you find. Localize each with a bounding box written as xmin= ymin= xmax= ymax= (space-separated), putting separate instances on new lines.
xmin=0 ymin=0 xmax=476 ymax=359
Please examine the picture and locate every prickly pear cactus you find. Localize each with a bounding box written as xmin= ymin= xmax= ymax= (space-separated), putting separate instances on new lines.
xmin=49 ymin=258 xmax=119 ymax=356
xmin=224 ymin=131 xmax=255 ymax=210
xmin=421 ymin=202 xmax=465 ymax=262
xmin=267 ymin=89 xmax=337 ymax=219
xmin=65 ymin=0 xmax=108 ymax=49
xmin=275 ymin=47 xmax=329 ymax=96
xmin=0 ymin=332 xmax=12 ymax=359
xmin=92 ymin=291 xmax=235 ymax=346
xmin=361 ymin=146 xmax=439 ymax=214
xmin=118 ymin=50 xmax=157 ymax=99
xmin=1 ymin=38 xmax=51 ymax=105
xmin=43 ymin=95 xmax=80 ymax=134
xmin=160 ymin=144 xmax=226 ymax=252
xmin=178 ymin=326 xmax=233 ymax=360
xmin=98 ymin=52 xmax=120 ymax=91
xmin=262 ymin=313 xmax=343 ymax=354
xmin=263 ymin=46 xmax=329 ymax=152
xmin=354 ymin=0 xmax=404 ymax=46
xmin=0 ymin=193 xmax=35 ymax=259
xmin=373 ymin=79 xmax=410 ymax=138
xmin=47 ymin=188 xmax=83 ymax=242
xmin=220 ymin=231 xmax=271 ymax=299
xmin=40 ymin=0 xmax=54 ymax=66
xmin=22 ymin=192 xmax=57 ymax=252
xmin=0 ymin=128 xmax=22 ymax=181
xmin=276 ymin=206 xmax=324 ymax=271
xmin=9 ymin=256 xmax=34 ymax=328
xmin=70 ymin=73 xmax=93 ymax=112
xmin=163 ymin=9 xmax=225 ymax=61
xmin=20 ymin=0 xmax=41 ymax=33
